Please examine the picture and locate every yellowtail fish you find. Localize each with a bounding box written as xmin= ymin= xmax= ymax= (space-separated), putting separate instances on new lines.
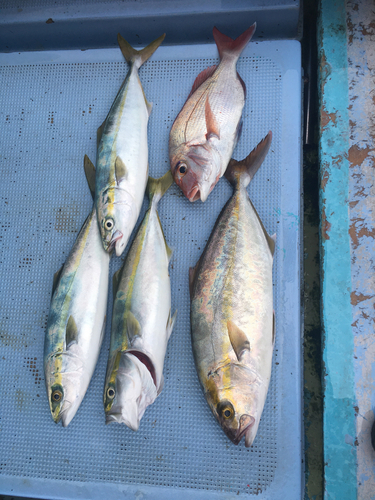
xmin=169 ymin=24 xmax=256 ymax=203
xmin=44 ymin=156 xmax=110 ymax=427
xmin=104 ymin=171 xmax=177 ymax=430
xmin=189 ymin=132 xmax=275 ymax=446
xmin=95 ymin=33 xmax=165 ymax=256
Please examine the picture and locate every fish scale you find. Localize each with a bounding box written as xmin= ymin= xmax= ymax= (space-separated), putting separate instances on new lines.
xmin=190 ymin=133 xmax=274 ymax=447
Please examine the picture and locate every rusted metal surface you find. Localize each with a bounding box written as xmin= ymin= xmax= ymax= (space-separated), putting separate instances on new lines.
xmin=346 ymin=1 xmax=375 ymax=498
xmin=319 ymin=0 xmax=357 ymax=498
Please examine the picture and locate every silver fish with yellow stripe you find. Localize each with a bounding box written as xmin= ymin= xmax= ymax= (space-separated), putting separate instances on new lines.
xmin=44 ymin=156 xmax=110 ymax=427
xmin=95 ymin=33 xmax=165 ymax=256
xmin=104 ymin=171 xmax=177 ymax=430
xmin=189 ymin=132 xmax=275 ymax=447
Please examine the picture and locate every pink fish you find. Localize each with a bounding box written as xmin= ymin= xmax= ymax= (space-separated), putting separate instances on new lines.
xmin=169 ymin=24 xmax=256 ymax=202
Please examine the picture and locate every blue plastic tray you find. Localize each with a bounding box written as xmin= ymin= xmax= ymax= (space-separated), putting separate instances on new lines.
xmin=0 ymin=40 xmax=302 ymax=499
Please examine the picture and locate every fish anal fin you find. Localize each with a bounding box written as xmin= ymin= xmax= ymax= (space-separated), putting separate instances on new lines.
xmin=157 ymin=373 xmax=164 ymax=396
xmin=112 ymin=268 xmax=122 ymax=298
xmin=249 ymin=199 xmax=275 ymax=257
xmin=187 ymin=65 xmax=217 ymax=99
xmin=237 ymin=71 xmax=247 ymax=98
xmin=115 ymin=156 xmax=127 ymax=185
xmin=227 ymin=320 xmax=250 ymax=362
xmin=66 ymin=315 xmax=78 ymax=348
xmin=189 ymin=264 xmax=199 ymax=298
xmin=166 ymin=309 xmax=177 ymax=340
xmin=52 ymin=264 xmax=64 ymax=299
xmin=205 ymin=97 xmax=220 ymax=141
xmin=100 ymin=315 xmax=107 ymax=346
xmin=272 ymin=312 xmax=276 ymax=345
xmin=83 ymin=155 xmax=96 ymax=200
xmin=126 ymin=311 xmax=141 ymax=343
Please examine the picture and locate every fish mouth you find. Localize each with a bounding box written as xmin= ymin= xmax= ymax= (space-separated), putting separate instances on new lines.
xmin=105 ymin=412 xmax=140 ymax=431
xmin=106 ymin=230 xmax=123 ymax=253
xmin=188 ymin=186 xmax=201 ymax=202
xmin=227 ymin=414 xmax=255 ymax=446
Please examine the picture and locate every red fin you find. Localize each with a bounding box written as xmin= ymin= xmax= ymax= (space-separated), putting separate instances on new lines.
xmin=213 ymin=24 xmax=256 ymax=61
xmin=188 ymin=65 xmax=217 ymax=99
xmin=205 ymin=97 xmax=220 ymax=141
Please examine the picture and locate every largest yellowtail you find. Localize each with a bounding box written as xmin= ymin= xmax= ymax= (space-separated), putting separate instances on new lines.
xmin=189 ymin=132 xmax=275 ymax=447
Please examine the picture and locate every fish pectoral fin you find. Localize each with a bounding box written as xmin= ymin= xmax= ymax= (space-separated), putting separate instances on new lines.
xmin=205 ymin=96 xmax=220 ymax=141
xmin=115 ymin=156 xmax=127 ymax=185
xmin=157 ymin=373 xmax=164 ymax=396
xmin=126 ymin=311 xmax=141 ymax=343
xmin=52 ymin=264 xmax=64 ymax=299
xmin=66 ymin=315 xmax=78 ymax=348
xmin=83 ymin=155 xmax=96 ymax=200
xmin=227 ymin=320 xmax=250 ymax=362
xmin=166 ymin=309 xmax=177 ymax=340
xmin=146 ymin=99 xmax=153 ymax=116
xmin=112 ymin=268 xmax=122 ymax=298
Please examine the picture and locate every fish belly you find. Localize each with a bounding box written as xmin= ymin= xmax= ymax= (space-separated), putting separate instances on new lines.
xmin=191 ymin=189 xmax=273 ymax=385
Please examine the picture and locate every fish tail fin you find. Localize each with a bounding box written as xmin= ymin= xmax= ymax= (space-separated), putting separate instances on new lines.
xmin=225 ymin=131 xmax=272 ymax=189
xmin=146 ymin=170 xmax=174 ymax=205
xmin=117 ymin=33 xmax=165 ymax=69
xmin=213 ymin=24 xmax=256 ymax=61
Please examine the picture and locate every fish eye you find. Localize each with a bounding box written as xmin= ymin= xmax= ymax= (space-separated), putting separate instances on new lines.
xmin=104 ymin=219 xmax=114 ymax=231
xmin=52 ymin=390 xmax=62 ymax=403
xmin=223 ymin=408 xmax=233 ymax=419
xmin=178 ymin=163 xmax=187 ymax=176
xmin=217 ymin=401 xmax=235 ymax=420
xmin=107 ymin=387 xmax=115 ymax=400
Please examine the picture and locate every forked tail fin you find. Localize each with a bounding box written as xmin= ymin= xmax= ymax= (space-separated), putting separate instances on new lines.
xmin=213 ymin=24 xmax=256 ymax=61
xmin=146 ymin=170 xmax=174 ymax=205
xmin=117 ymin=33 xmax=165 ymax=69
xmin=225 ymin=131 xmax=272 ymax=189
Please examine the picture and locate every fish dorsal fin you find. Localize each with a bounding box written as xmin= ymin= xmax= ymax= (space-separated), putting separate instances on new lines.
xmin=272 ymin=312 xmax=276 ymax=345
xmin=112 ymin=268 xmax=122 ymax=298
xmin=249 ymin=199 xmax=276 ymax=257
xmin=126 ymin=311 xmax=141 ymax=343
xmin=227 ymin=320 xmax=250 ymax=362
xmin=66 ymin=315 xmax=78 ymax=347
xmin=115 ymin=156 xmax=127 ymax=185
xmin=52 ymin=264 xmax=64 ymax=299
xmin=83 ymin=155 xmax=96 ymax=200
xmin=97 ymin=120 xmax=106 ymax=147
xmin=187 ymin=65 xmax=217 ymax=99
xmin=166 ymin=309 xmax=177 ymax=340
xmin=117 ymin=33 xmax=165 ymax=69
xmin=225 ymin=131 xmax=272 ymax=189
xmin=205 ymin=97 xmax=220 ymax=141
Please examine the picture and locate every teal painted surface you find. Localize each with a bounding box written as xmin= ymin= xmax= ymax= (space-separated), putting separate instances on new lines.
xmin=318 ymin=1 xmax=357 ymax=499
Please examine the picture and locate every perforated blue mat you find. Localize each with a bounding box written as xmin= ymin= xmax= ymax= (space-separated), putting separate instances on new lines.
xmin=0 ymin=41 xmax=302 ymax=499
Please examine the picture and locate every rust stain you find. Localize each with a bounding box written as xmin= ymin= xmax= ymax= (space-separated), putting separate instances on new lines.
xmin=349 ymin=200 xmax=359 ymax=209
xmin=54 ymin=204 xmax=80 ymax=234
xmin=350 ymin=291 xmax=374 ymax=306
xmin=321 ymin=170 xmax=329 ymax=191
xmin=348 ymin=144 xmax=371 ymax=167
xmin=321 ymin=110 xmax=337 ymax=132
xmin=321 ymin=207 xmax=331 ymax=240
xmin=349 ymin=217 xmax=375 ymax=249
